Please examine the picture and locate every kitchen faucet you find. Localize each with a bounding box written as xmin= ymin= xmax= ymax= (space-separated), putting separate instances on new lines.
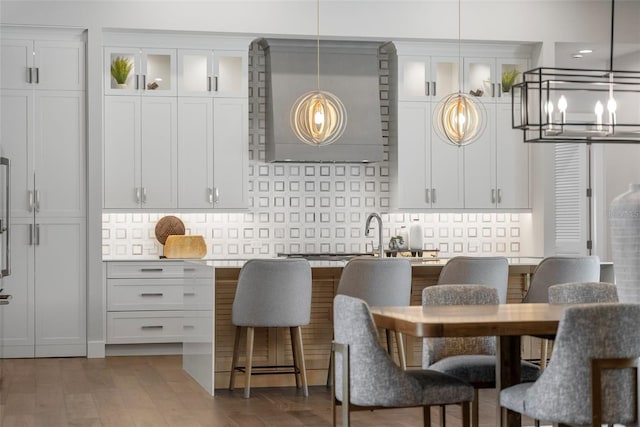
xmin=365 ymin=213 xmax=384 ymax=258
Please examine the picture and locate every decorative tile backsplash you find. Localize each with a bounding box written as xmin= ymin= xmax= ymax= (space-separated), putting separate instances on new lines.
xmin=102 ymin=42 xmax=531 ymax=260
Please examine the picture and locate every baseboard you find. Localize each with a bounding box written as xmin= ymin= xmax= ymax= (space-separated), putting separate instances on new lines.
xmin=88 ymin=340 xmax=106 ymax=358
xmin=106 ymin=343 xmax=183 ymax=356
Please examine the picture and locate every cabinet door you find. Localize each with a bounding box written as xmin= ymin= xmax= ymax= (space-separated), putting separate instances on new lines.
xmin=430 ymin=56 xmax=460 ymax=101
xmin=140 ymin=97 xmax=178 ymax=209
xmin=496 ymin=103 xmax=529 ymax=208
xmin=34 ymin=40 xmax=85 ymax=90
xmin=141 ymin=49 xmax=177 ymax=96
xmin=496 ymin=58 xmax=528 ymax=103
xmin=0 ymin=39 xmax=33 ymax=90
xmin=104 ymin=96 xmax=141 ymax=209
xmin=0 ymin=90 xmax=35 ymax=218
xmin=0 ymin=221 xmax=35 ymax=358
xmin=395 ymin=102 xmax=431 ymax=209
xmin=430 ymin=119 xmax=464 ymax=209
xmin=34 ymin=219 xmax=86 ymax=357
xmin=213 ymin=98 xmax=248 ymax=209
xmin=212 ymin=50 xmax=247 ymax=98
xmin=178 ymin=49 xmax=214 ymax=96
xmin=398 ymin=56 xmax=430 ymax=101
xmin=464 ymin=57 xmax=497 ymax=100
xmin=178 ymin=97 xmax=214 ymax=208
xmin=34 ymin=91 xmax=85 ymax=217
xmin=464 ymin=104 xmax=497 ymax=209
xmin=104 ymin=47 xmax=141 ymax=95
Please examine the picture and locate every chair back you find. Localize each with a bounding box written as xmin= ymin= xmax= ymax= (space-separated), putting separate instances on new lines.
xmin=437 ymin=256 xmax=509 ymax=303
xmin=523 ymin=256 xmax=601 ymax=303
xmin=548 ymin=282 xmax=619 ymax=304
xmin=523 ymin=303 xmax=640 ymax=425
xmin=337 ymin=257 xmax=412 ymax=307
xmin=333 ymin=294 xmax=424 ymax=407
xmin=232 ymin=259 xmax=312 ymax=327
xmin=422 ymin=285 xmax=499 ymax=367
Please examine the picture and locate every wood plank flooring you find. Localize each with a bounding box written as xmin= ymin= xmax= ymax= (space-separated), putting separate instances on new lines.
xmin=0 ymin=356 xmax=533 ymax=427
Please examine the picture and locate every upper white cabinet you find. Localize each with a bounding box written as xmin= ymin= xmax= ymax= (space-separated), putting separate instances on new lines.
xmin=1 ymin=39 xmax=85 ymax=90
xmin=389 ymin=41 xmax=531 ymax=211
xmin=178 ymin=49 xmax=247 ymax=97
xmin=104 ymin=47 xmax=177 ymax=96
xmin=397 ymin=55 xmax=459 ymax=102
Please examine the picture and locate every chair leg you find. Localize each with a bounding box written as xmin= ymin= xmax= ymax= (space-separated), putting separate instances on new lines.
xmin=472 ymin=389 xmax=479 ymax=427
xmin=395 ymin=331 xmax=407 ymax=370
xmin=289 ymin=327 xmax=301 ymax=389
xmin=461 ymin=401 xmax=471 ymax=427
xmin=294 ymin=326 xmax=309 ymax=397
xmin=244 ymin=326 xmax=254 ymax=399
xmin=385 ymin=329 xmax=394 ymax=359
xmin=439 ymin=405 xmax=446 ymax=427
xmin=326 ymin=353 xmax=332 ymax=388
xmin=229 ymin=325 xmax=242 ymax=391
xmin=423 ymin=405 xmax=432 ymax=427
xmin=540 ymin=339 xmax=548 ymax=370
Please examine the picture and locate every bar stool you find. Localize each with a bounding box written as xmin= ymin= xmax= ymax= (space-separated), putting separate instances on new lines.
xmin=229 ymin=258 xmax=312 ymax=398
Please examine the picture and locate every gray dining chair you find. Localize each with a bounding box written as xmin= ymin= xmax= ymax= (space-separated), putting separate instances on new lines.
xmin=422 ymin=284 xmax=540 ymax=427
xmin=229 ymin=258 xmax=312 ymax=398
xmin=500 ymin=303 xmax=640 ymax=426
xmin=332 ymin=294 xmax=474 ymax=427
xmin=437 ymin=256 xmax=509 ymax=303
xmin=524 ymin=256 xmax=601 ymax=368
xmin=548 ymin=281 xmax=619 ymax=304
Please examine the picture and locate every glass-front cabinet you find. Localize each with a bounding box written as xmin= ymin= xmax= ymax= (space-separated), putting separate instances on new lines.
xmin=178 ymin=49 xmax=247 ymax=97
xmin=397 ymin=55 xmax=459 ymax=102
xmin=105 ymin=47 xmax=176 ymax=96
xmin=464 ymin=57 xmax=528 ymax=102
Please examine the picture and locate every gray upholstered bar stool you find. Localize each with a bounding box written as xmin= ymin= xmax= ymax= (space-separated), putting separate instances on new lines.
xmin=437 ymin=256 xmax=509 ymax=303
xmin=229 ymin=258 xmax=312 ymax=398
xmin=548 ymin=281 xmax=619 ymax=304
xmin=523 ymin=256 xmax=601 ymax=368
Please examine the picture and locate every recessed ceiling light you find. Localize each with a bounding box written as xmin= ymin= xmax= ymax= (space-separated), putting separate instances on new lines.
xmin=579 ymin=49 xmax=593 ymax=54
xmin=572 ymin=54 xmax=584 ymax=58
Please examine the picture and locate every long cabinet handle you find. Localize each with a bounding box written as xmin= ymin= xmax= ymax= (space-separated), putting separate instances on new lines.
xmin=34 ymin=67 xmax=39 ymax=84
xmin=35 ymin=191 xmax=40 ymax=212
xmin=141 ymin=325 xmax=163 ymax=330
xmin=214 ymin=76 xmax=219 ymax=92
xmin=432 ymin=188 xmax=436 ymax=204
xmin=207 ymin=76 xmax=212 ymax=92
xmin=497 ymin=189 xmax=502 ymax=204
xmin=135 ymin=74 xmax=140 ymax=90
xmin=35 ymin=224 xmax=40 ymax=246
xmin=491 ymin=189 xmax=496 ymax=204
xmin=140 ymin=268 xmax=163 ymax=272
xmin=135 ymin=188 xmax=141 ymax=204
xmin=183 ymin=292 xmax=196 ymax=297
xmin=28 ymin=190 xmax=34 ymax=212
xmin=432 ymin=82 xmax=436 ymax=96
xmin=424 ymin=81 xmax=430 ymax=96
xmin=491 ymin=83 xmax=496 ymax=97
xmin=27 ymin=67 xmax=32 ymax=83
xmin=142 ymin=74 xmax=146 ymax=90
xmin=29 ymin=224 xmax=33 ymax=246
xmin=208 ymin=187 xmax=213 ymax=204
xmin=425 ymin=188 xmax=430 ymax=204
xmin=142 ymin=187 xmax=147 ymax=204
xmin=214 ymin=187 xmax=219 ymax=204
xmin=140 ymin=293 xmax=164 ymax=297
xmin=497 ymin=83 xmax=502 ymax=97
xmin=0 ymin=157 xmax=10 ymax=277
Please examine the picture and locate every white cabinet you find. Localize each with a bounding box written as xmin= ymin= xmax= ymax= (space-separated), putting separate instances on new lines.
xmin=177 ymin=97 xmax=248 ymax=210
xmin=104 ymin=96 xmax=178 ymax=209
xmin=178 ymin=49 xmax=247 ymax=98
xmin=392 ymin=102 xmax=464 ymax=209
xmin=104 ymin=47 xmax=176 ymax=96
xmin=1 ymin=38 xmax=85 ymax=90
xmin=464 ymin=56 xmax=528 ymax=102
xmin=106 ymin=261 xmax=186 ymax=345
xmin=397 ymin=55 xmax=459 ymax=102
xmin=0 ymin=28 xmax=86 ymax=358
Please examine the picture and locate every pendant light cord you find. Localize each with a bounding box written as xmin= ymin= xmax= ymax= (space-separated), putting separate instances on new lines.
xmin=317 ymin=0 xmax=321 ymax=90
xmin=609 ymin=0 xmax=615 ymax=71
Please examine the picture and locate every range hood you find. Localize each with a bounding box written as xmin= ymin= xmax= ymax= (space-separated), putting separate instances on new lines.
xmin=259 ymin=38 xmax=384 ymax=163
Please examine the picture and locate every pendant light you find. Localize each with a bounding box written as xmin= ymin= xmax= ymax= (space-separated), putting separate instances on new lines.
xmin=433 ymin=0 xmax=486 ymax=147
xmin=513 ymin=0 xmax=640 ymax=143
xmin=290 ymin=0 xmax=347 ymax=147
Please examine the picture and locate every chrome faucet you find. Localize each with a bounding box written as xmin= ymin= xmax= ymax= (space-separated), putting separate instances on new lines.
xmin=365 ymin=212 xmax=384 ymax=258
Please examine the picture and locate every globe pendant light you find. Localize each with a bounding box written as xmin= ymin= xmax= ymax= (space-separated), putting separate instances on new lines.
xmin=433 ymin=0 xmax=486 ymax=147
xmin=290 ymin=0 xmax=347 ymax=146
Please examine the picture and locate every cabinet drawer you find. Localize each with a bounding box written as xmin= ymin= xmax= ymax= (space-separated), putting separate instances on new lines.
xmin=107 ymin=261 xmax=185 ymax=279
xmin=108 ymin=279 xmax=184 ymax=311
xmin=107 ymin=311 xmax=183 ymax=344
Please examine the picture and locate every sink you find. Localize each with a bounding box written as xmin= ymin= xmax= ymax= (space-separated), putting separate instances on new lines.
xmin=277 ymin=253 xmax=376 ymax=261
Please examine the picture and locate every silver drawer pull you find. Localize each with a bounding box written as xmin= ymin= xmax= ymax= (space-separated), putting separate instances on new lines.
xmin=140 ymin=268 xmax=163 ymax=272
xmin=184 ymin=268 xmax=196 ymax=272
xmin=141 ymin=325 xmax=163 ymax=330
xmin=140 ymin=293 xmax=163 ymax=297
xmin=184 ymin=292 xmax=195 ymax=296
xmin=183 ymin=325 xmax=195 ymax=329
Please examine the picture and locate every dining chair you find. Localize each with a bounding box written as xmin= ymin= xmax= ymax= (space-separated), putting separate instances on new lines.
xmin=422 ymin=284 xmax=540 ymax=427
xmin=229 ymin=258 xmax=312 ymax=398
xmin=500 ymin=303 xmax=640 ymax=426
xmin=548 ymin=281 xmax=619 ymax=304
xmin=523 ymin=256 xmax=601 ymax=368
xmin=332 ymin=294 xmax=474 ymax=427
xmin=437 ymin=256 xmax=509 ymax=303
xmin=327 ymin=257 xmax=412 ymax=387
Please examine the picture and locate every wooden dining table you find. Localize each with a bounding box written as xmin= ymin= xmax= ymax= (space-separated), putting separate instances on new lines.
xmin=370 ymin=303 xmax=568 ymax=427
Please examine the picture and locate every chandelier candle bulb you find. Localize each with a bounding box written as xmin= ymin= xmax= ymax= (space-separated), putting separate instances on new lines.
xmin=595 ymin=101 xmax=603 ymax=131
xmin=558 ymin=95 xmax=567 ymax=124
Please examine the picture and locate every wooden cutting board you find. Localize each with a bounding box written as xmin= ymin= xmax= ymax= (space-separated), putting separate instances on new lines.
xmin=164 ymin=235 xmax=207 ymax=259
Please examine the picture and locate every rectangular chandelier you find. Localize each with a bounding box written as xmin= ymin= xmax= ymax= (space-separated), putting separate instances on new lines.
xmin=512 ymin=67 xmax=640 ymax=143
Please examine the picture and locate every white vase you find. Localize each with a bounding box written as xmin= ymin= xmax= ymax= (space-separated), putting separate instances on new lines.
xmin=409 ymin=220 xmax=423 ymax=251
xmin=609 ymin=183 xmax=640 ymax=302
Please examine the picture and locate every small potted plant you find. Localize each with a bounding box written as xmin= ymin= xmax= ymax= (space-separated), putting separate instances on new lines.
xmin=110 ymin=56 xmax=133 ymax=88
xmin=501 ymin=69 xmax=520 ymax=94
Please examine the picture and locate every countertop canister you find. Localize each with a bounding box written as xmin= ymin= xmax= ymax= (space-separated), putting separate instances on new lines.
xmin=409 ymin=219 xmax=423 ymax=250
xmin=609 ymin=183 xmax=640 ymax=303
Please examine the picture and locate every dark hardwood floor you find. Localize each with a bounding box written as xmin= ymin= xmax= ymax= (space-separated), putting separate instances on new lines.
xmin=0 ymin=356 xmax=532 ymax=426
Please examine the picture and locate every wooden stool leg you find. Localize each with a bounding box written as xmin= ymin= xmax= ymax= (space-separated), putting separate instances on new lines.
xmin=472 ymin=389 xmax=479 ymax=427
xmin=385 ymin=329 xmax=394 ymax=360
xmin=461 ymin=401 xmax=471 ymax=427
xmin=229 ymin=326 xmax=242 ymax=391
xmin=423 ymin=406 xmax=432 ymax=427
xmin=290 ymin=327 xmax=301 ymax=389
xmin=540 ymin=339 xmax=548 ymax=370
xmin=244 ymin=327 xmax=254 ymax=399
xmin=395 ymin=331 xmax=407 ymax=370
xmin=440 ymin=405 xmax=446 ymax=427
xmin=294 ymin=326 xmax=309 ymax=397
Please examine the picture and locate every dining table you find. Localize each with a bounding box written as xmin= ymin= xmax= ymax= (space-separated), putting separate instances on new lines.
xmin=370 ymin=302 xmax=569 ymax=427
